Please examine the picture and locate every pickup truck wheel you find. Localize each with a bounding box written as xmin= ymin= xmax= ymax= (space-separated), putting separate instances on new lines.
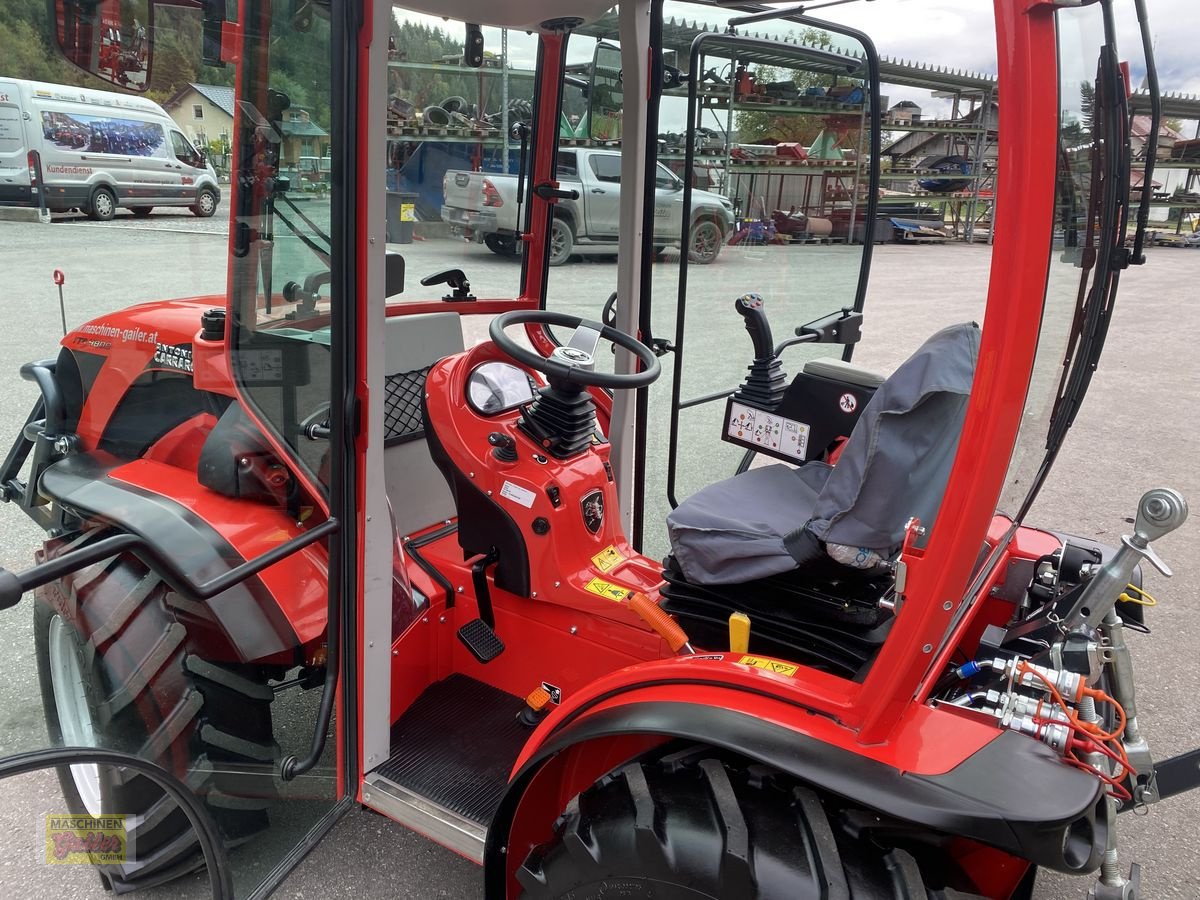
xmin=485 ymin=234 xmax=520 ymax=257
xmin=688 ymin=219 xmax=724 ymax=264
xmin=34 ymin=532 xmax=280 ymax=890
xmin=549 ymin=217 xmax=574 ymax=267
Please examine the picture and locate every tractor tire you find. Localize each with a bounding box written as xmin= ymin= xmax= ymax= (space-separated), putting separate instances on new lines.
xmin=548 ymin=216 xmax=575 ymax=267
xmin=34 ymin=534 xmax=280 ymax=890
xmin=518 ymin=746 xmax=986 ymax=900
xmin=688 ymin=219 xmax=724 ymax=264
xmin=89 ymin=186 xmax=117 ymax=221
xmin=485 ymin=233 xmax=520 ymax=257
xmin=191 ymin=187 xmax=218 ymax=218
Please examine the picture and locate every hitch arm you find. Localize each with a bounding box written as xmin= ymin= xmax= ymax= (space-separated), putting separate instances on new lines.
xmin=1146 ymin=748 xmax=1200 ymax=804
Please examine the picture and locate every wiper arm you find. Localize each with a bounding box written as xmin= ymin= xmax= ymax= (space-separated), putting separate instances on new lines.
xmin=1128 ymin=0 xmax=1160 ymax=266
xmin=278 ymin=191 xmax=333 ymax=251
xmin=273 ymin=202 xmax=332 ymax=267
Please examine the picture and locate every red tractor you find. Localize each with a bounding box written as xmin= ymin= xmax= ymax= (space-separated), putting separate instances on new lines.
xmin=0 ymin=0 xmax=1195 ymax=897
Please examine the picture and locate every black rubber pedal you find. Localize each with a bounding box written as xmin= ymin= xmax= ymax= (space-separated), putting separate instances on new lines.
xmin=457 ymin=618 xmax=505 ymax=663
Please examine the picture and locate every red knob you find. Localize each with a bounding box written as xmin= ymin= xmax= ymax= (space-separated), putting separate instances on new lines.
xmin=52 ymin=269 xmax=65 ymax=286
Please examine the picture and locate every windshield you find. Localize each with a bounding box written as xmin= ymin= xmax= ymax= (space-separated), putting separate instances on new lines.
xmin=997 ymin=3 xmax=1122 ymax=520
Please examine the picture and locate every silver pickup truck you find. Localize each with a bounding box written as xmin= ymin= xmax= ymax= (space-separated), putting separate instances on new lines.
xmin=441 ymin=147 xmax=735 ymax=265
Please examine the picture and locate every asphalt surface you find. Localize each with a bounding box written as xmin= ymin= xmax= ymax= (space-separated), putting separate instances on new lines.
xmin=0 ymin=215 xmax=1197 ymax=898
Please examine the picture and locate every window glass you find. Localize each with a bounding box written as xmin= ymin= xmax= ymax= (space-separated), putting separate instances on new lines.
xmin=557 ymin=149 xmax=578 ymax=178
xmin=2 ymin=3 xmax=342 ymax=898
xmin=385 ymin=9 xmax=534 ymax=303
xmin=169 ymin=129 xmax=192 ymax=160
xmin=655 ymin=163 xmax=679 ymax=189
xmin=590 ymin=153 xmax=621 ymax=183
xmin=996 ymin=4 xmax=1105 ymax=519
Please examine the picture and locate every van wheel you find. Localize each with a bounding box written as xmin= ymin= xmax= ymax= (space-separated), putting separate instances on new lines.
xmin=89 ymin=187 xmax=117 ymax=222
xmin=549 ymin=217 xmax=574 ymax=267
xmin=688 ymin=219 xmax=724 ymax=264
xmin=191 ymin=188 xmax=218 ymax=218
xmin=131 ymin=207 xmax=154 ymax=217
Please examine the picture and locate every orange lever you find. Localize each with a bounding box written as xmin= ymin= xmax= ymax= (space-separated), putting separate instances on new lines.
xmin=629 ymin=592 xmax=693 ymax=654
xmin=525 ymin=686 xmax=552 ymax=712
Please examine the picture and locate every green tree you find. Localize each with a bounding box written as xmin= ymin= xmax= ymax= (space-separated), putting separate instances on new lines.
xmin=731 ymin=29 xmax=864 ymax=148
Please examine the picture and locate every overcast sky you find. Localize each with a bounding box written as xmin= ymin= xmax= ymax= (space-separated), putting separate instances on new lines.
xmin=808 ymin=0 xmax=1199 ymax=99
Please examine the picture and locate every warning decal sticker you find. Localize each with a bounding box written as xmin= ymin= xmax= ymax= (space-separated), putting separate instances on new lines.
xmin=584 ymin=578 xmax=633 ymax=602
xmin=737 ymin=655 xmax=799 ymax=677
xmin=591 ymin=545 xmax=625 ymax=573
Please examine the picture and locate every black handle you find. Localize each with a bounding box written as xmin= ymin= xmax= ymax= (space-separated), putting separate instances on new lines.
xmin=534 ymin=182 xmax=580 ymax=202
xmin=734 ymin=293 xmax=775 ymax=361
xmin=0 ymin=519 xmax=338 ymax=612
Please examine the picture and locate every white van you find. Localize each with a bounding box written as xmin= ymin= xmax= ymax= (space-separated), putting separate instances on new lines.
xmin=0 ymin=77 xmax=221 ymax=220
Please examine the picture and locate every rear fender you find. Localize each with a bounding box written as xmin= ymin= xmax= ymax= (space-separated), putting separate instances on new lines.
xmin=37 ymin=451 xmax=326 ymax=663
xmin=485 ymin=664 xmax=1105 ymax=897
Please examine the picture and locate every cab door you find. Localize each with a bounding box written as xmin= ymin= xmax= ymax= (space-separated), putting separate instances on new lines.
xmin=651 ymin=162 xmax=686 ymax=242
xmin=166 ymin=129 xmax=199 ymax=204
xmin=583 ymin=151 xmax=622 ymax=238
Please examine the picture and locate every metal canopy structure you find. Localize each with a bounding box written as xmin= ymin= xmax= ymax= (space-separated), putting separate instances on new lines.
xmin=1130 ymin=91 xmax=1200 ymax=122
xmin=577 ymin=11 xmax=997 ymax=95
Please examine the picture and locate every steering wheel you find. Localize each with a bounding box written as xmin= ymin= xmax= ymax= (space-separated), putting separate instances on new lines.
xmin=489 ymin=310 xmax=661 ymax=390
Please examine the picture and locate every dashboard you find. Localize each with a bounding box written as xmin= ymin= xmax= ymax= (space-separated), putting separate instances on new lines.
xmin=466 ymin=361 xmax=536 ymax=415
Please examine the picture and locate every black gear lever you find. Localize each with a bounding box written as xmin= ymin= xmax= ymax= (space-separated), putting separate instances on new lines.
xmin=420 ymin=268 xmax=475 ymax=301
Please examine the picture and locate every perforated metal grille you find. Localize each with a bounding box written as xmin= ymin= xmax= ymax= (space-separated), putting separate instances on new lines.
xmin=384 ymin=367 xmax=430 ymax=446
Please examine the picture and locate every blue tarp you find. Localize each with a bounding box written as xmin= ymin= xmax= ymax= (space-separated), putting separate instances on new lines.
xmin=388 ymin=142 xmax=521 ymax=221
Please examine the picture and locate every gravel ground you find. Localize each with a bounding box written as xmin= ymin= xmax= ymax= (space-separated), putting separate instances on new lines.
xmin=0 ymin=216 xmax=1196 ymax=898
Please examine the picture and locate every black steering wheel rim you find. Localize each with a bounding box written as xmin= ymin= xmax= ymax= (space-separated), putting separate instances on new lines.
xmin=489 ymin=310 xmax=661 ymax=389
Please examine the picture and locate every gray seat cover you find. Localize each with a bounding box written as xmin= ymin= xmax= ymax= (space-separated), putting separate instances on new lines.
xmin=666 ymin=322 xmax=980 ymax=585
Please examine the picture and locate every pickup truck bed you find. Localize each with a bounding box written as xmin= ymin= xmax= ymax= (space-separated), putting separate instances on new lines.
xmin=441 ymin=147 xmax=735 ymax=265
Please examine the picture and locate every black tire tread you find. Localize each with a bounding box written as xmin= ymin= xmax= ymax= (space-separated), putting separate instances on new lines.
xmin=35 ymin=530 xmax=280 ymax=891
xmin=519 ymin=748 xmax=991 ymax=900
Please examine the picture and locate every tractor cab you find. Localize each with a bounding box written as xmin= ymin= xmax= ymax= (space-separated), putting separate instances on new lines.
xmin=1 ymin=0 xmax=1195 ymax=898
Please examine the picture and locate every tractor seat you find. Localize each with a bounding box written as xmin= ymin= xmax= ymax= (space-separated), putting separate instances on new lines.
xmin=665 ymin=322 xmax=980 ymax=587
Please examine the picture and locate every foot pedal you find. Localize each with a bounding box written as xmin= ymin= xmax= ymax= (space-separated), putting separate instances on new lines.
xmin=457 ymin=618 xmax=504 ymax=664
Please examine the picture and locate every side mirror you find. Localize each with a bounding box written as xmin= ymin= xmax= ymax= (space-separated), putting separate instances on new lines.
xmin=588 ymin=42 xmax=623 ymax=142
xmin=54 ymin=0 xmax=153 ymax=92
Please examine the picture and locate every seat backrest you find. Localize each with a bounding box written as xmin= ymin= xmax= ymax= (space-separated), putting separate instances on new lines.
xmin=787 ymin=322 xmax=980 ymax=559
xmin=382 ymin=313 xmax=464 ymax=537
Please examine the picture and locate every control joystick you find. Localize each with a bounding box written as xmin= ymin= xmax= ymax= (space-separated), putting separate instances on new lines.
xmin=732 ymin=293 xmax=787 ymax=408
xmin=488 ymin=432 xmax=518 ymax=463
